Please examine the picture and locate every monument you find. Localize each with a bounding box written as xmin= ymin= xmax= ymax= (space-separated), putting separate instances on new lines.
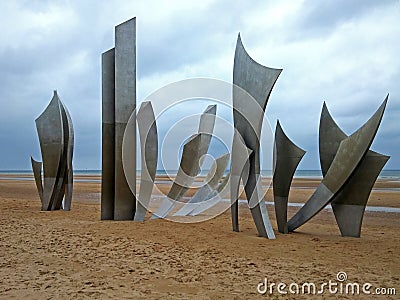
xmin=101 ymin=18 xmax=137 ymax=221
xmin=173 ymin=153 xmax=230 ymax=217
xmin=151 ymin=105 xmax=217 ymax=219
xmin=273 ymin=120 xmax=305 ymax=233
xmin=319 ymin=101 xmax=390 ymax=237
xmin=31 ymin=91 xmax=74 ymax=211
xmin=230 ymin=34 xmax=282 ymax=239
xmin=134 ymin=101 xmax=158 ymax=222
xmin=288 ymin=97 xmax=388 ymax=232
xmin=99 ymin=17 xmax=391 ymax=239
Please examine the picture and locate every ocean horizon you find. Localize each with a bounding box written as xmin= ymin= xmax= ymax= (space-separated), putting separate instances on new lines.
xmin=1 ymin=169 xmax=399 ymax=180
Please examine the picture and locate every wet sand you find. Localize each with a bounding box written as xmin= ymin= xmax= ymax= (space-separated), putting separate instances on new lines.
xmin=0 ymin=176 xmax=399 ymax=299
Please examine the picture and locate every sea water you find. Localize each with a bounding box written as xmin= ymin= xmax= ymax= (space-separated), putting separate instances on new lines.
xmin=0 ymin=169 xmax=399 ymax=180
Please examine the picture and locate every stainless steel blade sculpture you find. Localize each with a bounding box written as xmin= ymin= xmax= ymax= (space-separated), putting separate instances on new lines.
xmin=319 ymin=101 xmax=389 ymax=237
xmin=101 ymin=17 xmax=136 ymax=220
xmin=31 ymin=91 xmax=74 ymax=211
xmin=188 ymin=171 xmax=231 ymax=217
xmin=62 ymin=101 xmax=74 ymax=211
xmin=151 ymin=105 xmax=217 ymax=219
xmin=230 ymin=131 xmax=252 ymax=224
xmin=31 ymin=158 xmax=43 ymax=201
xmin=173 ymin=153 xmax=230 ymax=217
xmin=151 ymin=134 xmax=204 ymax=219
xmin=134 ymin=101 xmax=158 ymax=222
xmin=288 ymin=97 xmax=388 ymax=232
xmin=273 ymin=120 xmax=305 ymax=234
xmin=231 ymin=34 xmax=282 ymax=239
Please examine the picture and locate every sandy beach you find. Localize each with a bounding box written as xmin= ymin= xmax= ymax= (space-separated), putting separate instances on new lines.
xmin=0 ymin=176 xmax=399 ymax=299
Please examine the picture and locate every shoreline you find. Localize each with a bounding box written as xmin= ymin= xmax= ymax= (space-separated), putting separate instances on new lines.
xmin=1 ymin=174 xmax=399 ymax=208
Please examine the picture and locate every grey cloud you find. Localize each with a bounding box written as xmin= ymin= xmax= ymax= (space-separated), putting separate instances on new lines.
xmin=298 ymin=0 xmax=396 ymax=35
xmin=0 ymin=0 xmax=398 ymax=171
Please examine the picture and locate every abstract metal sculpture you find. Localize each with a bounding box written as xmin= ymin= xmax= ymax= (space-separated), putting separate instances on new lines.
xmin=31 ymin=91 xmax=74 ymax=211
xmin=101 ymin=17 xmax=136 ymax=220
xmin=98 ymin=17 xmax=391 ymax=241
xmin=173 ymin=153 xmax=230 ymax=216
xmin=151 ymin=133 xmax=204 ymax=219
xmin=231 ymin=34 xmax=282 ymax=239
xmin=319 ymin=102 xmax=389 ymax=237
xmin=273 ymin=120 xmax=305 ymax=233
xmin=288 ymin=97 xmax=388 ymax=232
xmin=151 ymin=105 xmax=217 ymax=219
xmin=188 ymin=174 xmax=231 ymax=217
xmin=134 ymin=101 xmax=158 ymax=222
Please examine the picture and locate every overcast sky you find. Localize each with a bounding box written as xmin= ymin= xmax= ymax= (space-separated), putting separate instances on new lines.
xmin=0 ymin=0 xmax=399 ymax=171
